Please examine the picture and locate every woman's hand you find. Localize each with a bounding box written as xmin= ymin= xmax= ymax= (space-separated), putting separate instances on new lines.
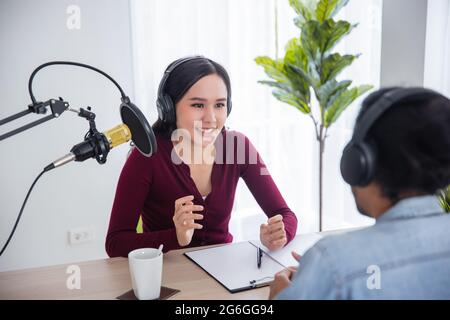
xmin=269 ymin=251 xmax=301 ymax=299
xmin=172 ymin=195 xmax=204 ymax=246
xmin=260 ymin=214 xmax=287 ymax=251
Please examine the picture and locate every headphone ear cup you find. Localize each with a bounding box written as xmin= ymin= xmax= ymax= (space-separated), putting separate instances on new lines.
xmin=340 ymin=142 xmax=377 ymax=186
xmin=227 ymin=99 xmax=232 ymax=116
xmin=360 ymin=141 xmax=377 ymax=186
xmin=163 ymin=94 xmax=175 ymax=124
xmin=156 ymin=97 xmax=165 ymax=122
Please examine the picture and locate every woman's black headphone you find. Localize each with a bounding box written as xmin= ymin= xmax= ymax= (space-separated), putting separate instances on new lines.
xmin=156 ymin=56 xmax=232 ymax=124
xmin=340 ymin=87 xmax=445 ymax=187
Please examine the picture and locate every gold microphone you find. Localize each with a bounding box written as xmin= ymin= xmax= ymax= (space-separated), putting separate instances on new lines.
xmin=45 ymin=123 xmax=133 ymax=171
xmin=104 ymin=124 xmax=132 ymax=149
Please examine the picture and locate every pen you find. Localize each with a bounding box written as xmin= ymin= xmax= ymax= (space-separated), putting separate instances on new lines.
xmin=257 ymin=247 xmax=263 ymax=269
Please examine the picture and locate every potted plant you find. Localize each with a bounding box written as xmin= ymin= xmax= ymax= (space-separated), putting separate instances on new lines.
xmin=439 ymin=186 xmax=450 ymax=213
xmin=255 ymin=0 xmax=373 ymax=231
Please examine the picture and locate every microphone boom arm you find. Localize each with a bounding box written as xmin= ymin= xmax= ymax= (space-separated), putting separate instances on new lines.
xmin=1 ymin=60 xmax=130 ymax=143
xmin=0 ymin=98 xmax=69 ymax=141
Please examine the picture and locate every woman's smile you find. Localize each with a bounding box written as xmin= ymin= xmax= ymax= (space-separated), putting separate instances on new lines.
xmin=195 ymin=126 xmax=218 ymax=141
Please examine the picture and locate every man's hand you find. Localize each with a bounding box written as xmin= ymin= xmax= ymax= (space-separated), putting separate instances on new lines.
xmin=269 ymin=251 xmax=301 ymax=299
xmin=260 ymin=214 xmax=287 ymax=251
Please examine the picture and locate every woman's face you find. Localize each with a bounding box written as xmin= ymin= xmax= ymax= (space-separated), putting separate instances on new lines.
xmin=175 ymin=74 xmax=228 ymax=148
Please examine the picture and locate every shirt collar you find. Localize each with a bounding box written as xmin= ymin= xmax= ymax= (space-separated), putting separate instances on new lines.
xmin=377 ymin=195 xmax=445 ymax=222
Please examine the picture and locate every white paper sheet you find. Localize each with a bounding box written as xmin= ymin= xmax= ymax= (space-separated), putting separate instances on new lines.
xmin=184 ymin=241 xmax=285 ymax=292
xmin=249 ymin=233 xmax=323 ymax=268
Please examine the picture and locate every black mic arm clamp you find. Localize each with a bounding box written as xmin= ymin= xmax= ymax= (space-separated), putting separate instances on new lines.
xmin=27 ymin=97 xmax=68 ymax=117
xmin=69 ymin=106 xmax=110 ymax=165
xmin=0 ymin=97 xmax=70 ymax=142
xmin=77 ymin=106 xmax=96 ymax=121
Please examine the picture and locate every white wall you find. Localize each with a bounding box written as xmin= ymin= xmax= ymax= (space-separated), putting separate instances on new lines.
xmin=424 ymin=0 xmax=450 ymax=96
xmin=0 ymin=0 xmax=135 ymax=271
xmin=380 ymin=0 xmax=428 ymax=86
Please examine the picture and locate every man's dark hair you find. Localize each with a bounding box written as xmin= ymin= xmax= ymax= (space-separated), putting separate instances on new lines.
xmin=357 ymin=87 xmax=450 ymax=202
xmin=152 ymin=57 xmax=231 ymax=139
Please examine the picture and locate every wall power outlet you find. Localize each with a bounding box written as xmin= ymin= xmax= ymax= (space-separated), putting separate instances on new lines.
xmin=68 ymin=226 xmax=95 ymax=245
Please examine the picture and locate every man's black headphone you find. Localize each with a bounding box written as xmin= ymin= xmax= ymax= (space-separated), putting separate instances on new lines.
xmin=156 ymin=56 xmax=232 ymax=123
xmin=340 ymin=87 xmax=445 ymax=187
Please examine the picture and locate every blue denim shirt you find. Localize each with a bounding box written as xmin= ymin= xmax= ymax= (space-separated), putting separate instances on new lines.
xmin=276 ymin=195 xmax=450 ymax=299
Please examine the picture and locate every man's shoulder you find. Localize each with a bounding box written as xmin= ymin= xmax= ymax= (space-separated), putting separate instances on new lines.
xmin=308 ymin=226 xmax=382 ymax=277
xmin=315 ymin=225 xmax=377 ymax=252
xmin=312 ymin=215 xmax=450 ymax=278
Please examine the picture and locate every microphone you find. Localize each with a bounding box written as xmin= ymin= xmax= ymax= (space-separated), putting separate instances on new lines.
xmin=0 ymin=61 xmax=161 ymax=257
xmin=44 ymin=101 xmax=156 ymax=172
xmin=44 ymin=124 xmax=131 ymax=171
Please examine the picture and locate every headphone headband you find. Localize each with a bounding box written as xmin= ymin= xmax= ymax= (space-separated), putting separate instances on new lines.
xmin=340 ymin=86 xmax=445 ymax=186
xmin=157 ymin=55 xmax=205 ymax=103
xmin=352 ymin=87 xmax=442 ymax=143
xmin=156 ymin=55 xmax=232 ymax=123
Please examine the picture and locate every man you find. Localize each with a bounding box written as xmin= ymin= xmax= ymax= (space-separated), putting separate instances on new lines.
xmin=270 ymin=87 xmax=450 ymax=299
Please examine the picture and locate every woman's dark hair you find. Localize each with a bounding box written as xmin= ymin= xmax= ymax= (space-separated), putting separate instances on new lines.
xmin=152 ymin=57 xmax=231 ymax=138
xmin=356 ymin=87 xmax=450 ymax=202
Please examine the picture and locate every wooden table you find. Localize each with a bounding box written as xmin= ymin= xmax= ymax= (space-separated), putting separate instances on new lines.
xmin=0 ymin=229 xmax=358 ymax=300
xmin=0 ymin=244 xmax=268 ymax=300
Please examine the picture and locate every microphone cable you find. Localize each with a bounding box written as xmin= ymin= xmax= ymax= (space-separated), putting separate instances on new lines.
xmin=0 ymin=168 xmax=49 ymax=256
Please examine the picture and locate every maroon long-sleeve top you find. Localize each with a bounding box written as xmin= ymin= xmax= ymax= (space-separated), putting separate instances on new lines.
xmin=105 ymin=129 xmax=297 ymax=257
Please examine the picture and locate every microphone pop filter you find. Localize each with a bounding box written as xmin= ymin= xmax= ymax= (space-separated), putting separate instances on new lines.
xmin=120 ymin=102 xmax=156 ymax=157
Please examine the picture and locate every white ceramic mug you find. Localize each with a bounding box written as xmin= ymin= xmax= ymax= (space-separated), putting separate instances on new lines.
xmin=128 ymin=248 xmax=163 ymax=300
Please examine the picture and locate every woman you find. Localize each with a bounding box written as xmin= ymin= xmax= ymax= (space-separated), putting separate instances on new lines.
xmin=105 ymin=56 xmax=297 ymax=256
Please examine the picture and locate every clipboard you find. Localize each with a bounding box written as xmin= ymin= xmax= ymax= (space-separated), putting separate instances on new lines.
xmin=184 ymin=234 xmax=323 ymax=293
xmin=249 ymin=232 xmax=323 ymax=268
xmin=184 ymin=241 xmax=285 ymax=293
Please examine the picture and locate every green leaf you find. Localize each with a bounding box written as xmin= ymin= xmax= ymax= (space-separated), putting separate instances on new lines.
xmin=256 ymin=49 xmax=311 ymax=104
xmin=316 ymin=0 xmax=349 ymax=22
xmin=300 ymin=20 xmax=322 ymax=64
xmin=308 ymin=60 xmax=322 ymax=90
xmin=285 ymin=69 xmax=311 ymax=101
xmin=293 ymin=17 xmax=304 ymax=29
xmin=289 ymin=0 xmax=318 ymax=26
xmin=288 ymin=63 xmax=320 ymax=91
xmin=322 ymin=20 xmax=356 ymax=54
xmin=284 ymin=38 xmax=311 ymax=99
xmin=258 ymin=80 xmax=292 ymax=92
xmin=255 ymin=0 xmax=372 ymax=130
xmin=301 ymin=20 xmax=355 ymax=65
xmin=258 ymin=80 xmax=308 ymax=102
xmin=324 ymin=85 xmax=373 ymax=127
xmin=255 ymin=56 xmax=290 ymax=83
xmin=316 ymin=79 xmax=352 ymax=109
xmin=324 ymin=79 xmax=353 ymax=109
xmin=439 ymin=186 xmax=450 ymax=213
xmin=273 ymin=90 xmax=311 ymax=114
xmin=284 ymin=38 xmax=308 ymax=70
xmin=321 ymin=53 xmax=359 ymax=84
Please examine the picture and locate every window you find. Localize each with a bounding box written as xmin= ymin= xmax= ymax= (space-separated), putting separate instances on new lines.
xmin=424 ymin=0 xmax=450 ymax=96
